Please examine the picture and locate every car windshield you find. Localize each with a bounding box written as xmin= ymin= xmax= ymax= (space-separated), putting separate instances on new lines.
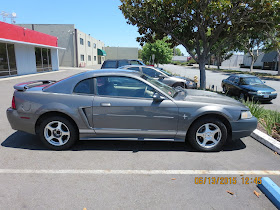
xmin=158 ymin=68 xmax=172 ymax=76
xmin=141 ymin=74 xmax=176 ymax=97
xmin=240 ymin=77 xmax=263 ymax=85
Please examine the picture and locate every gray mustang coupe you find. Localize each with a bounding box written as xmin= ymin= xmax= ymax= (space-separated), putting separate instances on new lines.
xmin=7 ymin=69 xmax=257 ymax=151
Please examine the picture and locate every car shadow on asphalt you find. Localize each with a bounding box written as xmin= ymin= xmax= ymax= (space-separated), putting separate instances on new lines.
xmin=1 ymin=131 xmax=246 ymax=152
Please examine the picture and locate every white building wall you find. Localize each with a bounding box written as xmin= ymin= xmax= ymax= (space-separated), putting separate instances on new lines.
xmin=105 ymin=47 xmax=138 ymax=60
xmin=51 ymin=49 xmax=59 ymax=70
xmin=14 ymin=44 xmax=36 ymax=75
xmin=221 ymin=54 xmax=244 ymax=67
xmin=76 ymin=29 xmax=105 ymax=67
xmin=243 ymin=52 xmax=265 ymax=67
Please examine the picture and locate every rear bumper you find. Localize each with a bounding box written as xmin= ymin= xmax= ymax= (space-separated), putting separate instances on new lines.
xmin=6 ymin=108 xmax=36 ymax=135
xmin=230 ymin=116 xmax=258 ymax=140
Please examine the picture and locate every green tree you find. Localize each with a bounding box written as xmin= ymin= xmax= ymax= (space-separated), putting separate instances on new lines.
xmin=138 ymin=48 xmax=143 ymax=60
xmin=141 ymin=38 xmax=173 ymax=66
xmin=174 ymin=48 xmax=182 ymax=56
xmin=120 ymin=0 xmax=277 ymax=89
xmin=262 ymin=1 xmax=280 ymax=75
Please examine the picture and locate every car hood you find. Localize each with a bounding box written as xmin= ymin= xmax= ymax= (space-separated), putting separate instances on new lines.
xmin=240 ymin=84 xmax=275 ymax=92
xmin=174 ymin=89 xmax=246 ymax=107
xmin=174 ymin=76 xmax=193 ymax=81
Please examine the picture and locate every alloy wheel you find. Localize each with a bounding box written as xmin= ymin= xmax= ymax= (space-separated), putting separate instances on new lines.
xmin=44 ymin=121 xmax=70 ymax=146
xmin=195 ymin=123 xmax=222 ymax=149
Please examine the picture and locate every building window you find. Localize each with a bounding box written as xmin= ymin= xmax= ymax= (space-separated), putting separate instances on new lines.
xmin=94 ymin=56 xmax=96 ymax=61
xmin=0 ymin=43 xmax=17 ymax=76
xmin=81 ymin=54 xmax=84 ymax=61
xmin=80 ymin=38 xmax=84 ymax=45
xmin=35 ymin=47 xmax=52 ymax=72
xmin=88 ymin=41 xmax=91 ymax=47
xmin=93 ymin=43 xmax=96 ymax=48
xmin=88 ymin=55 xmax=91 ymax=61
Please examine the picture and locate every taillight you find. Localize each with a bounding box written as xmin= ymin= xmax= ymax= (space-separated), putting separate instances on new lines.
xmin=12 ymin=96 xmax=16 ymax=109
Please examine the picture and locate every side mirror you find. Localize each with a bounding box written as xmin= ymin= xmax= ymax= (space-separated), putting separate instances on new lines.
xmin=263 ymin=81 xmax=266 ymax=83
xmin=158 ymin=74 xmax=165 ymax=80
xmin=153 ymin=92 xmax=165 ymax=102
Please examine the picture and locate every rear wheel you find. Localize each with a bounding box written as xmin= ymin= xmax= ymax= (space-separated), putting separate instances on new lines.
xmin=187 ymin=117 xmax=227 ymax=152
xmin=173 ymin=83 xmax=185 ymax=88
xmin=38 ymin=116 xmax=78 ymax=150
xmin=239 ymin=92 xmax=247 ymax=101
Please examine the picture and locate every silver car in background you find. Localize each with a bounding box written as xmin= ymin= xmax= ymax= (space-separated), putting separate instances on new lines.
xmin=7 ymin=69 xmax=257 ymax=151
xmin=119 ymin=65 xmax=196 ymax=89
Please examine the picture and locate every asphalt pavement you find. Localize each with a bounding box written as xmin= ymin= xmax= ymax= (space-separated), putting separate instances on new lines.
xmin=160 ymin=64 xmax=280 ymax=111
xmin=0 ymin=68 xmax=280 ymax=209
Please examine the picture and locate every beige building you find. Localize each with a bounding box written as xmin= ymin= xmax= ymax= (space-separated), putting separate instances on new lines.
xmin=17 ymin=24 xmax=106 ymax=67
xmin=76 ymin=29 xmax=106 ymax=67
xmin=105 ymin=47 xmax=138 ymax=60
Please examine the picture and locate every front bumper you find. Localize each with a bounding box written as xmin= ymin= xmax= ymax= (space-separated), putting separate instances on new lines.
xmin=6 ymin=108 xmax=36 ymax=134
xmin=230 ymin=116 xmax=258 ymax=140
xmin=249 ymin=93 xmax=277 ymax=101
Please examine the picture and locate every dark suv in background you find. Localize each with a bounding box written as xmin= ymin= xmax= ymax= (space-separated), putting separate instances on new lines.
xmin=101 ymin=59 xmax=145 ymax=69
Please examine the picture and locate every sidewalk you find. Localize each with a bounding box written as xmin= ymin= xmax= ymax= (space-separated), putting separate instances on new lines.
xmin=191 ymin=64 xmax=278 ymax=75
xmin=60 ymin=64 xmax=102 ymax=71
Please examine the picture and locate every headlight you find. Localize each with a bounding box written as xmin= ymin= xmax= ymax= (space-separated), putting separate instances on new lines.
xmin=271 ymin=91 xmax=277 ymax=94
xmin=241 ymin=110 xmax=253 ymax=119
xmin=257 ymin=91 xmax=262 ymax=95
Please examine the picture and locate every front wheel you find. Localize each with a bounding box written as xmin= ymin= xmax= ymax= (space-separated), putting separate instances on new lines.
xmin=239 ymin=92 xmax=247 ymax=101
xmin=38 ymin=116 xmax=78 ymax=150
xmin=187 ymin=118 xmax=228 ymax=152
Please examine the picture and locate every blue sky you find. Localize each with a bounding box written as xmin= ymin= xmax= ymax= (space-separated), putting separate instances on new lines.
xmin=1 ymin=0 xmax=188 ymax=55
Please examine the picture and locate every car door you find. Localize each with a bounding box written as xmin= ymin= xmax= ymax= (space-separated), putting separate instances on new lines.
xmin=91 ymin=76 xmax=178 ymax=139
xmin=232 ymin=76 xmax=241 ymax=96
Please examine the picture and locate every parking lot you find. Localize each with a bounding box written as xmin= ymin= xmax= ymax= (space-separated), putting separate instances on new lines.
xmin=161 ymin=64 xmax=280 ymax=111
xmin=0 ymin=68 xmax=280 ymax=209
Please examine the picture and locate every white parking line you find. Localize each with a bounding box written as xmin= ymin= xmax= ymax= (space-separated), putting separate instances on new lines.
xmin=0 ymin=169 xmax=279 ymax=175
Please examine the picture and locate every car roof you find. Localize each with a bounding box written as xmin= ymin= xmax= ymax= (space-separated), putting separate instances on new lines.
xmin=44 ymin=69 xmax=142 ymax=94
xmin=120 ymin=65 xmax=149 ymax=68
xmin=232 ymin=74 xmax=258 ymax=78
xmin=104 ymin=59 xmax=139 ymax=61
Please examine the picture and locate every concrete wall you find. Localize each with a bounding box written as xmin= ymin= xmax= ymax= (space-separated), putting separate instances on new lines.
xmin=172 ymin=56 xmax=188 ymax=62
xmin=18 ymin=24 xmax=76 ymax=67
xmin=221 ymin=54 xmax=244 ymax=68
xmin=51 ymin=49 xmax=59 ymax=71
xmin=104 ymin=47 xmax=138 ymax=60
xmin=14 ymin=44 xmax=37 ymax=75
xmin=243 ymin=52 xmax=265 ymax=67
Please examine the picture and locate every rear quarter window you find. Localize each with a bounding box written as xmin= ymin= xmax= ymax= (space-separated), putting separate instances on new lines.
xmin=73 ymin=78 xmax=93 ymax=94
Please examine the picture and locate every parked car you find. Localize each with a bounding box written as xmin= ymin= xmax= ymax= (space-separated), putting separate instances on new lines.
xmin=221 ymin=74 xmax=277 ymax=102
xmin=119 ymin=65 xmax=196 ymax=89
xmin=7 ymin=69 xmax=257 ymax=151
xmin=101 ymin=59 xmax=145 ymax=69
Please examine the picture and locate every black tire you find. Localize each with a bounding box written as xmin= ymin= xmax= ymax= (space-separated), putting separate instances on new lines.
xmin=173 ymin=83 xmax=185 ymax=88
xmin=187 ymin=117 xmax=228 ymax=152
xmin=38 ymin=116 xmax=78 ymax=150
xmin=239 ymin=92 xmax=247 ymax=101
xmin=222 ymin=86 xmax=227 ymax=94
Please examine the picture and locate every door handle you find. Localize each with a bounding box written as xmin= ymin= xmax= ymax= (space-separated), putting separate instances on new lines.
xmin=100 ymin=103 xmax=111 ymax=107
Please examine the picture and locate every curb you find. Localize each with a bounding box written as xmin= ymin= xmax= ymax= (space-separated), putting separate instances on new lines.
xmin=251 ymin=129 xmax=280 ymax=154
xmin=258 ymin=177 xmax=280 ymax=209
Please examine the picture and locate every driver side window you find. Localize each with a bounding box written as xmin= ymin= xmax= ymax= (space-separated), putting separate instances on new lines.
xmin=96 ymin=76 xmax=155 ymax=98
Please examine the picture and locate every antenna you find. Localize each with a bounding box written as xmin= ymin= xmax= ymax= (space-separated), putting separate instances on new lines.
xmin=11 ymin=12 xmax=17 ymax=24
xmin=1 ymin=11 xmax=9 ymax=22
xmin=0 ymin=11 xmax=17 ymax=24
